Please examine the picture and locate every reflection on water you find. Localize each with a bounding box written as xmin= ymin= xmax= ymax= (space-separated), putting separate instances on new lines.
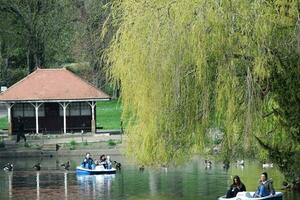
xmin=0 ymin=156 xmax=299 ymax=200
xmin=77 ymin=174 xmax=115 ymax=199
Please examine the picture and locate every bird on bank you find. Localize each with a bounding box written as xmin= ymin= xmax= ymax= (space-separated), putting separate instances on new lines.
xmin=3 ymin=163 xmax=14 ymax=171
xmin=33 ymin=163 xmax=41 ymax=171
xmin=61 ymin=161 xmax=70 ymax=170
xmin=56 ymin=144 xmax=61 ymax=151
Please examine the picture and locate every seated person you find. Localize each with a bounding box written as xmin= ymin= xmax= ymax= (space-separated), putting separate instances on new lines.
xmin=106 ymin=156 xmax=112 ymax=169
xmin=226 ymin=175 xmax=246 ymax=198
xmin=99 ymin=154 xmax=108 ymax=169
xmin=81 ymin=152 xmax=95 ymax=169
xmin=254 ymin=172 xmax=275 ymax=197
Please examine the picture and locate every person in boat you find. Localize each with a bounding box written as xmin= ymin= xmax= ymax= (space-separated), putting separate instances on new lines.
xmin=254 ymin=172 xmax=275 ymax=197
xmin=106 ymin=156 xmax=112 ymax=169
xmin=96 ymin=154 xmax=108 ymax=169
xmin=81 ymin=152 xmax=95 ymax=169
xmin=226 ymin=175 xmax=246 ymax=198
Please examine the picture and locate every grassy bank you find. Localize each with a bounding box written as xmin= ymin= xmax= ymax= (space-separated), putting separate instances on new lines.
xmin=96 ymin=99 xmax=122 ymax=129
xmin=0 ymin=100 xmax=122 ymax=130
xmin=0 ymin=117 xmax=7 ymax=130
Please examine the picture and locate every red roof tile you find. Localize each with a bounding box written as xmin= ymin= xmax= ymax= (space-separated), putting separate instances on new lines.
xmin=0 ymin=68 xmax=110 ymax=102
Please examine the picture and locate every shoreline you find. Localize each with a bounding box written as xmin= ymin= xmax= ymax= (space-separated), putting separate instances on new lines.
xmin=0 ymin=133 xmax=125 ymax=158
xmin=0 ymin=148 xmax=123 ymax=158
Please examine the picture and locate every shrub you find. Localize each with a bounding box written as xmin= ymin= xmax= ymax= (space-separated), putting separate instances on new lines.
xmin=70 ymin=140 xmax=77 ymax=146
xmin=24 ymin=142 xmax=30 ymax=148
xmin=108 ymin=139 xmax=116 ymax=146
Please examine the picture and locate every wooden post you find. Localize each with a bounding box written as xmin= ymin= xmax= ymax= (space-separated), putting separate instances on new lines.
xmin=35 ymin=104 xmax=39 ymax=134
xmin=59 ymin=102 xmax=69 ymax=134
xmin=31 ymin=103 xmax=42 ymax=134
xmin=6 ymin=103 xmax=14 ymax=136
xmin=89 ymin=101 xmax=96 ymax=134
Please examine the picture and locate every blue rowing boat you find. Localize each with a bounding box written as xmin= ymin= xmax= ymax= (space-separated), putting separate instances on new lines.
xmin=76 ymin=166 xmax=116 ymax=175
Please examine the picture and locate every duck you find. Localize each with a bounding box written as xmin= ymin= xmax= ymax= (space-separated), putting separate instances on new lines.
xmin=204 ymin=160 xmax=212 ymax=168
xmin=139 ymin=165 xmax=145 ymax=171
xmin=262 ymin=163 xmax=273 ymax=168
xmin=3 ymin=163 xmax=13 ymax=171
xmin=223 ymin=160 xmax=230 ymax=170
xmin=237 ymin=160 xmax=245 ymax=166
xmin=113 ymin=161 xmax=121 ymax=170
xmin=33 ymin=163 xmax=41 ymax=171
xmin=61 ymin=161 xmax=70 ymax=170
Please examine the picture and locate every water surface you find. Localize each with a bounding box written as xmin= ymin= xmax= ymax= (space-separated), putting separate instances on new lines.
xmin=0 ymin=156 xmax=299 ymax=200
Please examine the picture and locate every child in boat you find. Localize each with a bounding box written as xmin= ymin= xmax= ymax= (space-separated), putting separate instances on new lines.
xmin=226 ymin=175 xmax=246 ymax=198
xmin=81 ymin=152 xmax=95 ymax=169
xmin=106 ymin=156 xmax=112 ymax=169
xmin=254 ymin=172 xmax=275 ymax=197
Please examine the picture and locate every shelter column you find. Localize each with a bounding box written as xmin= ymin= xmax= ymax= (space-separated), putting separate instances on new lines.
xmin=31 ymin=103 xmax=42 ymax=134
xmin=6 ymin=103 xmax=14 ymax=136
xmin=59 ymin=102 xmax=69 ymax=134
xmin=89 ymin=102 xmax=96 ymax=134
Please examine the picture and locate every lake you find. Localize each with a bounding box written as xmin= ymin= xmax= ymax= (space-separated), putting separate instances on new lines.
xmin=0 ymin=156 xmax=299 ymax=200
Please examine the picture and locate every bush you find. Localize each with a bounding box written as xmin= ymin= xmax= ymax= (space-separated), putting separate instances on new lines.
xmin=70 ymin=140 xmax=77 ymax=146
xmin=69 ymin=140 xmax=77 ymax=150
xmin=108 ymin=139 xmax=116 ymax=146
xmin=24 ymin=142 xmax=30 ymax=148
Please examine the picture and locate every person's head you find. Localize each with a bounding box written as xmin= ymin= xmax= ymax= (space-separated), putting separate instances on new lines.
xmin=100 ymin=154 xmax=106 ymax=160
xmin=85 ymin=152 xmax=91 ymax=159
xmin=107 ymin=156 xmax=110 ymax=161
xmin=233 ymin=175 xmax=241 ymax=185
xmin=260 ymin=172 xmax=268 ymax=182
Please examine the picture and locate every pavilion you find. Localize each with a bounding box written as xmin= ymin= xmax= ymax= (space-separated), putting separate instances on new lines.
xmin=0 ymin=68 xmax=110 ymax=135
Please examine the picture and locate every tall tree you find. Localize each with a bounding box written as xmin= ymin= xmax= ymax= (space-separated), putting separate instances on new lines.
xmin=108 ymin=0 xmax=300 ymax=181
xmin=0 ymin=0 xmax=76 ymax=73
xmin=72 ymin=0 xmax=116 ymax=90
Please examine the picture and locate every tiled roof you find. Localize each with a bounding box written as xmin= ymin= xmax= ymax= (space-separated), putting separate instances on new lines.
xmin=0 ymin=68 xmax=110 ymax=102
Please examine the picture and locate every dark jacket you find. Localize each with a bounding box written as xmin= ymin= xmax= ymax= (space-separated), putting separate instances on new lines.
xmin=226 ymin=183 xmax=246 ymax=198
xmin=81 ymin=158 xmax=94 ymax=169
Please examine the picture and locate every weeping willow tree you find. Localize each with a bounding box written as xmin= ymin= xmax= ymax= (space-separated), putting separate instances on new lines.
xmin=107 ymin=0 xmax=300 ymax=181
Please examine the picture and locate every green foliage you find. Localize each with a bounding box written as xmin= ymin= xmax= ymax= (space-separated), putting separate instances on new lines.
xmin=0 ymin=0 xmax=77 ymax=72
xmin=24 ymin=142 xmax=30 ymax=148
xmin=70 ymin=140 xmax=77 ymax=146
xmin=108 ymin=0 xmax=300 ymax=172
xmin=108 ymin=139 xmax=116 ymax=146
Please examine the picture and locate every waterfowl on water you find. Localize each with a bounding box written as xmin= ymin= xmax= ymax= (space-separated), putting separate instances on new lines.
xmin=33 ymin=163 xmax=41 ymax=171
xmin=113 ymin=161 xmax=121 ymax=170
xmin=61 ymin=161 xmax=70 ymax=170
xmin=3 ymin=163 xmax=13 ymax=171
xmin=139 ymin=165 xmax=145 ymax=171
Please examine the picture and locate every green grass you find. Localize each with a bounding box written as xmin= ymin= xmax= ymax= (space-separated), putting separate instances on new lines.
xmin=96 ymin=99 xmax=122 ymax=130
xmin=0 ymin=116 xmax=8 ymax=130
xmin=0 ymin=100 xmax=122 ymax=131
